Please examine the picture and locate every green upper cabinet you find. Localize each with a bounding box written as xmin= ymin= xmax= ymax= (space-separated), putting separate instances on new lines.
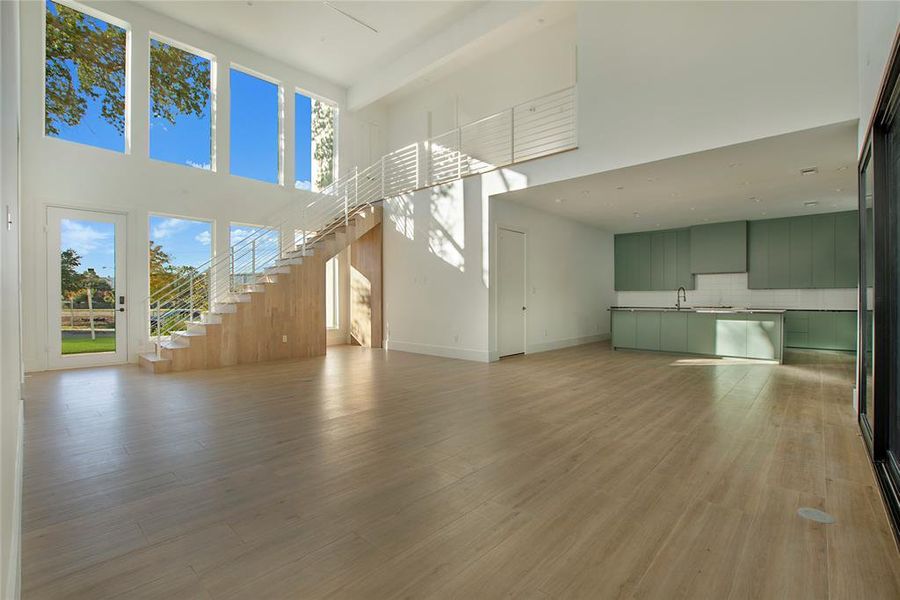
xmin=690 ymin=220 xmax=747 ymax=274
xmin=789 ymin=216 xmax=812 ymax=288
xmin=834 ymin=211 xmax=859 ymax=288
xmin=767 ymin=219 xmax=791 ymax=288
xmin=748 ymin=211 xmax=859 ymax=289
xmin=812 ymin=214 xmax=836 ymax=288
xmin=675 ymin=229 xmax=693 ymax=289
xmin=748 ymin=219 xmax=769 ymax=288
xmin=615 ymin=228 xmax=693 ymax=291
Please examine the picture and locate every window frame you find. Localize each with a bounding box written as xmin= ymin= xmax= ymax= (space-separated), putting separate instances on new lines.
xmin=228 ymin=63 xmax=284 ymax=186
xmin=43 ymin=0 xmax=133 ymax=154
xmin=147 ymin=32 xmax=217 ymax=172
xmin=295 ymin=86 xmax=339 ymax=192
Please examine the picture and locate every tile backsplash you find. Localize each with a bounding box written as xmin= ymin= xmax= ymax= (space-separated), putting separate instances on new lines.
xmin=615 ymin=273 xmax=857 ymax=310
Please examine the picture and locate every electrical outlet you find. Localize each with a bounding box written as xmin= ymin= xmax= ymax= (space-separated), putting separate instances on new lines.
xmin=282 ymin=335 xmax=288 ymax=343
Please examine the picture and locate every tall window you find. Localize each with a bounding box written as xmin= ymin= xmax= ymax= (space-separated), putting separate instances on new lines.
xmin=295 ymin=91 xmax=336 ymax=191
xmin=230 ymin=67 xmax=280 ymax=184
xmin=44 ymin=0 xmax=128 ymax=152
xmin=149 ymin=37 xmax=213 ymax=170
xmin=325 ymin=256 xmax=339 ymax=329
xmin=148 ymin=215 xmax=213 ymax=294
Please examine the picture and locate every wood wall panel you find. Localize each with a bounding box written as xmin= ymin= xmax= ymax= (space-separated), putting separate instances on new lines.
xmin=350 ymin=222 xmax=383 ymax=348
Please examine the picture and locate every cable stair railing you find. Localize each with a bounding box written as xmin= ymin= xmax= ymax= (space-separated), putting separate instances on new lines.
xmin=145 ymin=86 xmax=577 ymax=358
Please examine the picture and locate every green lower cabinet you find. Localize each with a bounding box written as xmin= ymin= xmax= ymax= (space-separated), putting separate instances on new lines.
xmin=783 ymin=311 xmax=857 ymax=351
xmin=660 ymin=312 xmax=688 ymax=353
xmin=715 ymin=315 xmax=748 ymax=358
xmin=687 ymin=313 xmax=717 ymax=355
xmin=746 ymin=314 xmax=782 ymax=360
xmin=611 ymin=311 xmax=636 ymax=348
xmin=635 ymin=312 xmax=661 ymax=350
xmin=833 ymin=312 xmax=857 ymax=351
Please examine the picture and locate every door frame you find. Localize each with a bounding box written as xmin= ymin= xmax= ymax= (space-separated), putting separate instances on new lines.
xmin=47 ymin=206 xmax=128 ymax=369
xmin=497 ymin=225 xmax=527 ymax=358
xmin=858 ymin=24 xmax=900 ymax=543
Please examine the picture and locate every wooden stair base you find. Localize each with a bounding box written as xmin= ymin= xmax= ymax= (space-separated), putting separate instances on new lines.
xmin=144 ymin=206 xmax=382 ymax=374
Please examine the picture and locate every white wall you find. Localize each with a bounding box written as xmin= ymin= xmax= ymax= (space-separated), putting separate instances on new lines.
xmin=383 ymin=168 xmax=614 ymax=363
xmin=491 ymin=197 xmax=615 ymax=356
xmin=19 ymin=0 xmax=383 ymax=371
xmin=381 ymin=1 xmax=858 ymax=191
xmin=1 ymin=0 xmax=23 ymax=596
xmin=617 ymin=273 xmax=858 ymax=312
xmin=384 ymin=177 xmax=490 ymax=361
xmin=858 ymin=0 xmax=900 ymax=149
xmin=383 ymin=16 xmax=576 ymax=150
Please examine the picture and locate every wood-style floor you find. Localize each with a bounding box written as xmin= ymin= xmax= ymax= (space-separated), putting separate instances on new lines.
xmin=21 ymin=343 xmax=900 ymax=599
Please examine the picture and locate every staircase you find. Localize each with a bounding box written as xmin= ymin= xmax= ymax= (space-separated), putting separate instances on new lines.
xmin=139 ymin=206 xmax=381 ymax=373
xmin=138 ymin=86 xmax=577 ymax=374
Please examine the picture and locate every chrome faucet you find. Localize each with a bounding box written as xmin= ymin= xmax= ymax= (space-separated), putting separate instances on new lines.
xmin=676 ymin=286 xmax=687 ymax=310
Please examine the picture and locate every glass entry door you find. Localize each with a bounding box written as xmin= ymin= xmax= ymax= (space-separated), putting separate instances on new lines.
xmin=47 ymin=207 xmax=127 ymax=368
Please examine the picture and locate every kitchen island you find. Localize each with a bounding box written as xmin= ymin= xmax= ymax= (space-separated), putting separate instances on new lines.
xmin=610 ymin=307 xmax=785 ymax=363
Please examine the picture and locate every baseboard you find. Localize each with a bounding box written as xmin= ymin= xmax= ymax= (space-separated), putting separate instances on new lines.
xmin=527 ymin=333 xmax=610 ymax=355
xmin=6 ymin=400 xmax=23 ymax=600
xmin=385 ymin=339 xmax=491 ymax=362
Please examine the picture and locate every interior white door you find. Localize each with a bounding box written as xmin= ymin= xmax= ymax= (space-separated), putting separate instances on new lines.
xmin=498 ymin=227 xmax=526 ymax=357
xmin=47 ymin=207 xmax=128 ymax=369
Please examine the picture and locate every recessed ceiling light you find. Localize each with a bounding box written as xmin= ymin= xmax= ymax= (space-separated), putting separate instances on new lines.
xmin=804 ymin=200 xmax=819 ymax=207
xmin=800 ymin=167 xmax=819 ymax=176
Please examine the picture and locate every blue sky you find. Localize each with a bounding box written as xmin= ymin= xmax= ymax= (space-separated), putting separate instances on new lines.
xmin=46 ymin=1 xmax=323 ymax=186
xmin=149 ymin=216 xmax=212 ymax=267
xmin=149 ymin=39 xmax=211 ymax=170
xmin=60 ymin=219 xmax=115 ymax=276
xmin=230 ymin=69 xmax=278 ymax=183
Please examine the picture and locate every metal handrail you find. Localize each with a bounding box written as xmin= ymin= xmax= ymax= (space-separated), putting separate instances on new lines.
xmin=146 ymin=85 xmax=577 ymax=356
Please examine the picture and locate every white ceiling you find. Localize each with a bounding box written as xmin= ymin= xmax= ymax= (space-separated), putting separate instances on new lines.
xmin=136 ymin=0 xmax=488 ymax=88
xmin=494 ymin=121 xmax=860 ymax=233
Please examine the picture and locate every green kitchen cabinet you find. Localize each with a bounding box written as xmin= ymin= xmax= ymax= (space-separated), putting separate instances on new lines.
xmin=675 ymin=229 xmax=694 ymax=289
xmin=660 ymin=312 xmax=688 ymax=353
xmin=749 ymin=211 xmax=859 ymax=289
xmin=715 ymin=315 xmax=748 ymax=358
xmin=789 ymin=216 xmax=813 ymax=288
xmin=784 ymin=311 xmax=809 ymax=348
xmin=611 ymin=311 xmax=636 ymax=348
xmin=767 ymin=219 xmax=791 ymax=288
xmin=784 ymin=310 xmax=856 ymax=351
xmin=690 ymin=221 xmax=747 ymax=274
xmin=807 ymin=312 xmax=833 ymax=349
xmin=650 ymin=232 xmax=668 ymax=291
xmin=687 ymin=312 xmax=717 ymax=355
xmin=746 ymin=314 xmax=781 ymax=360
xmin=833 ymin=311 xmax=857 ymax=351
xmin=615 ymin=229 xmax=693 ymax=291
xmin=812 ymin=214 xmax=836 ymax=288
xmin=748 ymin=219 xmax=769 ymax=288
xmin=834 ymin=211 xmax=859 ymax=288
xmin=635 ymin=312 xmax=661 ymax=350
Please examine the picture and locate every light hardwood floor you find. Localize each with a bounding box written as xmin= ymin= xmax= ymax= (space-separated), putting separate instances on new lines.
xmin=21 ymin=343 xmax=900 ymax=599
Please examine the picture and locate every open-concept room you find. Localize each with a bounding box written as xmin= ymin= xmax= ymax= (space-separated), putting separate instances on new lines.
xmin=3 ymin=1 xmax=900 ymax=598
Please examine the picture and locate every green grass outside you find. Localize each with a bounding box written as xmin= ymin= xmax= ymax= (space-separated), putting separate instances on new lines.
xmin=61 ymin=335 xmax=116 ymax=355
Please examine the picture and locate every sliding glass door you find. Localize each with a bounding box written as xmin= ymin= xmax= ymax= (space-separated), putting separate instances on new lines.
xmin=858 ymin=35 xmax=900 ymax=539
